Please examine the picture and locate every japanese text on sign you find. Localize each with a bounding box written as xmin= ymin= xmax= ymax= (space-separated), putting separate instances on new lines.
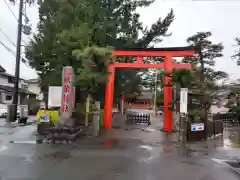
xmin=62 ymin=67 xmax=73 ymax=113
xmin=63 ymin=69 xmax=72 ymax=84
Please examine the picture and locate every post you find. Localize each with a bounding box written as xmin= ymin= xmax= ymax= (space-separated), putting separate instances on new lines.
xmin=179 ymin=88 xmax=188 ymax=142
xmin=121 ymin=95 xmax=124 ymax=114
xmin=163 ymin=55 xmax=173 ymax=131
xmin=153 ymin=70 xmax=158 ymax=115
xmin=12 ymin=0 xmax=24 ymax=122
xmin=103 ymin=64 xmax=115 ymax=128
xmin=85 ymin=94 xmax=90 ymax=126
xmin=173 ymin=85 xmax=177 ymax=129
xmin=92 ymin=101 xmax=101 ymax=136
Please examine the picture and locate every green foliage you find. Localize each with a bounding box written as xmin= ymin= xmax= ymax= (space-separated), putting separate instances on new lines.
xmin=229 ymin=106 xmax=240 ymax=114
xmin=227 ymin=85 xmax=240 ymax=107
xmin=25 ymin=0 xmax=175 ymax=104
xmin=156 ymin=91 xmax=164 ymax=106
xmin=183 ymin=32 xmax=228 ymax=91
xmin=72 ymin=46 xmax=114 ymax=96
xmin=232 ymin=37 xmax=240 ymax=65
xmin=172 ymin=69 xmax=195 ymax=88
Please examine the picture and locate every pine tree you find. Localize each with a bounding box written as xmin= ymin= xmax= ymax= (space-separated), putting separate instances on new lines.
xmin=183 ymin=32 xmax=228 ymax=91
xmin=232 ymin=37 xmax=240 ymax=65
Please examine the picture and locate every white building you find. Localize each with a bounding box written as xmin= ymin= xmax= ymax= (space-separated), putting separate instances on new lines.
xmin=26 ymin=78 xmax=43 ymax=100
xmin=0 ymin=65 xmax=36 ymax=104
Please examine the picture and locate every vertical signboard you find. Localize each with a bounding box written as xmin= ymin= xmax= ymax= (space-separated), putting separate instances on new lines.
xmin=61 ymin=66 xmax=74 ymax=118
xmin=72 ymin=86 xmax=75 ymax=110
xmin=180 ymin=88 xmax=188 ymax=114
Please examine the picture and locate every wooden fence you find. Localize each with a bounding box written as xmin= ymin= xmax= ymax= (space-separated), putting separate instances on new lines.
xmin=186 ymin=116 xmax=224 ymax=141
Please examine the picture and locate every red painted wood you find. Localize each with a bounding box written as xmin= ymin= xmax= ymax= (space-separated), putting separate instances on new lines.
xmin=113 ymin=50 xmax=194 ymax=57
xmin=103 ymin=48 xmax=195 ymax=131
xmin=136 ymin=56 xmax=143 ymax=63
xmin=103 ymin=64 xmax=115 ymax=128
xmin=112 ymin=62 xmax=191 ymax=69
xmin=163 ymin=55 xmax=173 ymax=131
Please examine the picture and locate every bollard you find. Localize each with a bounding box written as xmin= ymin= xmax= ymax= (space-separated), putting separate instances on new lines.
xmin=7 ymin=104 xmax=17 ymax=122
xmin=18 ymin=105 xmax=28 ymax=124
xmin=19 ymin=105 xmax=28 ymax=118
xmin=92 ymin=111 xmax=100 ymax=137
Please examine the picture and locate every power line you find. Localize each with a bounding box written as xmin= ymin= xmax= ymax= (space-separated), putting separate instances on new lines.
xmin=0 ymin=27 xmax=28 ymax=60
xmin=0 ymin=39 xmax=16 ymax=56
xmin=3 ymin=0 xmax=18 ymax=21
xmin=0 ymin=28 xmax=16 ymax=47
xmin=0 ymin=39 xmax=28 ymax=64
xmin=3 ymin=0 xmax=28 ymax=45
xmin=0 ymin=26 xmax=27 ymax=47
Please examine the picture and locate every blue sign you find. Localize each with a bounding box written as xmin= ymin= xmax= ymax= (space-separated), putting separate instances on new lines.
xmin=40 ymin=115 xmax=50 ymax=122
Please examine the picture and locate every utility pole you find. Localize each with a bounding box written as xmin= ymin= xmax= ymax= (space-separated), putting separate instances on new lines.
xmin=11 ymin=0 xmax=24 ymax=122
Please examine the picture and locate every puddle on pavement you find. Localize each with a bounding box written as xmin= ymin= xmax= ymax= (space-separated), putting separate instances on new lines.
xmin=39 ymin=150 xmax=72 ymax=161
xmin=123 ymin=127 xmax=160 ymax=132
xmin=140 ymin=127 xmax=160 ymax=132
xmin=139 ymin=145 xmax=153 ymax=151
xmin=0 ymin=145 xmax=8 ymax=152
xmin=176 ymin=145 xmax=209 ymax=157
xmin=9 ymin=140 xmax=43 ymax=144
xmin=224 ymin=129 xmax=240 ymax=148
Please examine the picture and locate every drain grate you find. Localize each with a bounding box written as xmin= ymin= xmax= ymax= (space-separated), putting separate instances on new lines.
xmin=225 ymin=161 xmax=240 ymax=168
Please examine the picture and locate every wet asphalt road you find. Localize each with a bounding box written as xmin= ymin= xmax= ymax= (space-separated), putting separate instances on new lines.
xmin=0 ymin=114 xmax=240 ymax=180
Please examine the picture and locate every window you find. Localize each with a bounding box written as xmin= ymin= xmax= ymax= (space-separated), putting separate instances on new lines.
xmin=8 ymin=77 xmax=14 ymax=83
xmin=5 ymin=95 xmax=12 ymax=101
xmin=21 ymin=84 xmax=28 ymax=89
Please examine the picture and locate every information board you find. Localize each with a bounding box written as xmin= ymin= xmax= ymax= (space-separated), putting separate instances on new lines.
xmin=180 ymin=88 xmax=188 ymax=113
xmin=191 ymin=123 xmax=204 ymax=131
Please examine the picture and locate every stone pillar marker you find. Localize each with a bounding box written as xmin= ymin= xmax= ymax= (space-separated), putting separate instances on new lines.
xmin=61 ymin=66 xmax=74 ymax=118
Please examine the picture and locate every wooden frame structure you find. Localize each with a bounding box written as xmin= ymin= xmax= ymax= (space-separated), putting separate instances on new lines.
xmin=103 ymin=47 xmax=195 ymax=132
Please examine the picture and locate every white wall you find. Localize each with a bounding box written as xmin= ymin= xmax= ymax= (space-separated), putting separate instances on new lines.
xmin=0 ymin=75 xmax=27 ymax=88
xmin=0 ymin=75 xmax=43 ymax=102
xmin=27 ymin=82 xmax=43 ymax=100
xmin=1 ymin=93 xmax=21 ymax=104
xmin=0 ymin=75 xmax=27 ymax=104
xmin=210 ymin=105 xmax=229 ymax=114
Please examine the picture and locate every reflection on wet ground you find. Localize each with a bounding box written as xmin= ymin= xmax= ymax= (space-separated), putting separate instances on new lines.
xmin=225 ymin=127 xmax=240 ymax=148
xmin=0 ymin=115 xmax=240 ymax=180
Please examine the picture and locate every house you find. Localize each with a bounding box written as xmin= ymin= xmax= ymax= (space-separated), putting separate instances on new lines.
xmin=0 ymin=65 xmax=36 ymax=104
xmin=26 ymin=78 xmax=43 ymax=100
xmin=124 ymin=89 xmax=154 ymax=109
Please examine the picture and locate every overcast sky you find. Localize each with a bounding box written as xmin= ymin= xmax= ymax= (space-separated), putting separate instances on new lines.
xmin=0 ymin=0 xmax=240 ymax=80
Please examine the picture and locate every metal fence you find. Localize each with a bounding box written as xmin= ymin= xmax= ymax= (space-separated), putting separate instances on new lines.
xmin=126 ymin=112 xmax=151 ymax=125
xmin=213 ymin=112 xmax=240 ymax=124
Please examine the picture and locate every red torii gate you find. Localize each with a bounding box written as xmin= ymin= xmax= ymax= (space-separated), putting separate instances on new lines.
xmin=103 ymin=47 xmax=195 ymax=132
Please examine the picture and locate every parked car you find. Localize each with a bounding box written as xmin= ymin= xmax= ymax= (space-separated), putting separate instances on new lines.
xmin=0 ymin=104 xmax=20 ymax=118
xmin=157 ymin=110 xmax=163 ymax=115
